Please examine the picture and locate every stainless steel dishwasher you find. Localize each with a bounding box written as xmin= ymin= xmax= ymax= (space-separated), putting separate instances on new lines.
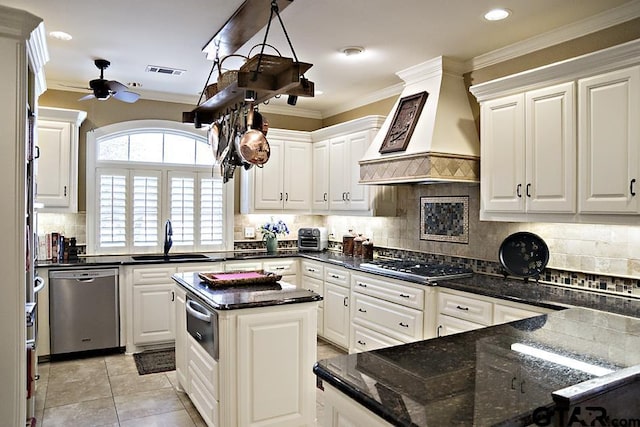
xmin=49 ymin=268 xmax=120 ymax=355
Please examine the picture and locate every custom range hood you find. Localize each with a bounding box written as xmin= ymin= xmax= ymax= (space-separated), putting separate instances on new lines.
xmin=359 ymin=57 xmax=480 ymax=184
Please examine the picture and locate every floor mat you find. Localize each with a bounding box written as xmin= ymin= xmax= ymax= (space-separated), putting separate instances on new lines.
xmin=133 ymin=348 xmax=176 ymax=375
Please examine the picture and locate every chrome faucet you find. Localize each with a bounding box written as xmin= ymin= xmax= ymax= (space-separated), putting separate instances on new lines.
xmin=163 ymin=219 xmax=173 ymax=256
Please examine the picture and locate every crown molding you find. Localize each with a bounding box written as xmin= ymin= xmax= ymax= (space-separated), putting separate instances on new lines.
xmin=465 ymin=0 xmax=640 ymax=72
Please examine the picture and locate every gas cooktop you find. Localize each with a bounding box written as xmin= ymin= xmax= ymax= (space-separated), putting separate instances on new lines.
xmin=358 ymin=259 xmax=473 ymax=284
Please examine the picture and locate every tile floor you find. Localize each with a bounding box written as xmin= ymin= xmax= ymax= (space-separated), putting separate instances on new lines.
xmin=35 ymin=339 xmax=346 ymax=427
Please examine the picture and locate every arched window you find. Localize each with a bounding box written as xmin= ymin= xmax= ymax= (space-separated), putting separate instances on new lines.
xmin=85 ymin=120 xmax=232 ymax=255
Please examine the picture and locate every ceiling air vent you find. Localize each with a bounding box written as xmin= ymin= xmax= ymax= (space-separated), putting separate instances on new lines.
xmin=145 ymin=65 xmax=185 ymax=76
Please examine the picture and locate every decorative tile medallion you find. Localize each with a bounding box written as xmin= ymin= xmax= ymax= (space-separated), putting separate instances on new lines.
xmin=420 ymin=196 xmax=469 ymax=243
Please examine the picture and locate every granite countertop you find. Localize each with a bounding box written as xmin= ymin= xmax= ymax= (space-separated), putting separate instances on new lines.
xmin=314 ymin=307 xmax=640 ymax=427
xmin=171 ymin=271 xmax=322 ymax=310
xmin=37 ymin=250 xmax=640 ymax=317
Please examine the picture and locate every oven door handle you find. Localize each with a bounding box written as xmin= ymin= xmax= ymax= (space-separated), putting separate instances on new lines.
xmin=186 ymin=299 xmax=212 ymax=323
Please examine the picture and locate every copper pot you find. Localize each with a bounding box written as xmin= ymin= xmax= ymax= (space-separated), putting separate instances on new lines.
xmin=237 ymin=109 xmax=270 ymax=166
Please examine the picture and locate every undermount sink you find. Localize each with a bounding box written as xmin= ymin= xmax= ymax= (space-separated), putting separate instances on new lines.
xmin=131 ymin=253 xmax=211 ymax=261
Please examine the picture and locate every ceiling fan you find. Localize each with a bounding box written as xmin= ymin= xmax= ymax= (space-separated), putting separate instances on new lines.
xmin=78 ymin=59 xmax=140 ymax=103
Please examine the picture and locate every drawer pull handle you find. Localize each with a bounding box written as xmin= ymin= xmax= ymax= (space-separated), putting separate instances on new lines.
xmin=357 ymin=340 xmax=366 ymax=346
xmin=358 ymin=308 xmax=367 ymax=313
xmin=511 ymin=377 xmax=517 ymax=390
xmin=399 ymin=293 xmax=410 ymax=298
xmin=273 ymin=266 xmax=285 ymax=270
xmin=631 ymin=179 xmax=636 ymax=196
xmin=307 ymin=268 xmax=316 ymax=272
xmin=437 ymin=325 xmax=443 ymax=337
xmin=358 ymin=282 xmax=367 ymax=288
xmin=330 ymin=274 xmax=340 ymax=279
xmin=343 ymin=297 xmax=349 ymax=307
xmin=456 ymin=305 xmax=469 ymax=311
xmin=399 ymin=322 xmax=409 ymax=328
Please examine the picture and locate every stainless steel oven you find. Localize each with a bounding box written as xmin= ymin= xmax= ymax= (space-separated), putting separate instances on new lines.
xmin=186 ymin=294 xmax=219 ymax=361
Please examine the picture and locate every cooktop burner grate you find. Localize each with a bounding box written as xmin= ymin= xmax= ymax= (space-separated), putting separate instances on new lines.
xmin=358 ymin=259 xmax=473 ymax=284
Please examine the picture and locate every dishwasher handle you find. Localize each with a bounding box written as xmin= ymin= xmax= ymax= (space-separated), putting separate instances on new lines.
xmin=186 ymin=299 xmax=212 ymax=323
xmin=76 ymin=278 xmax=95 ymax=283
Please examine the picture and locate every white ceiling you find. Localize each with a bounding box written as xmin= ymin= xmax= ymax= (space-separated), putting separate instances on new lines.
xmin=2 ymin=0 xmax=639 ymax=118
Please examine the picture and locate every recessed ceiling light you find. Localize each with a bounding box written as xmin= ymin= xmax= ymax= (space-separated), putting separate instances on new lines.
xmin=340 ymin=46 xmax=365 ymax=57
xmin=49 ymin=30 xmax=72 ymax=41
xmin=484 ymin=8 xmax=511 ymax=21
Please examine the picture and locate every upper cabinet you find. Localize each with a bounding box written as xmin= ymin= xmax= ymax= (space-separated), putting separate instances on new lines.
xmin=471 ymin=39 xmax=640 ymax=224
xmin=312 ymin=116 xmax=396 ymax=216
xmin=480 ymin=83 xmax=576 ymax=216
xmin=36 ymin=107 xmax=87 ymax=212
xmin=240 ymin=129 xmax=313 ymax=213
xmin=578 ymin=66 xmax=640 ymax=214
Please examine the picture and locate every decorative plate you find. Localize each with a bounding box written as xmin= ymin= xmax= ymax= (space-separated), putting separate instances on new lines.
xmin=498 ymin=232 xmax=549 ymax=279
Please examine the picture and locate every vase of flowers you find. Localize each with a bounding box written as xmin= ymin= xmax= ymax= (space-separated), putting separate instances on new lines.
xmin=259 ymin=217 xmax=289 ymax=254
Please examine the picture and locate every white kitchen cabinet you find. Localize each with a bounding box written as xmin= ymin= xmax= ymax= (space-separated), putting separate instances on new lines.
xmin=493 ymin=300 xmax=551 ymax=325
xmin=187 ymin=333 xmax=220 ymax=426
xmin=311 ymin=140 xmax=330 ymax=211
xmin=578 ymin=65 xmax=640 ymax=214
xmin=240 ymin=130 xmax=312 ymax=213
xmin=224 ymin=260 xmax=263 ymax=272
xmin=322 ymin=383 xmax=392 ymax=427
xmin=174 ymin=284 xmax=188 ymax=392
xmin=301 ymin=260 xmax=324 ymax=335
xmin=127 ymin=266 xmax=177 ymax=349
xmin=323 ymin=266 xmax=350 ymax=349
xmin=328 ymin=131 xmax=370 ymax=211
xmin=350 ymin=272 xmax=425 ymax=352
xmin=36 ymin=107 xmax=86 ymax=212
xmin=480 ymin=82 xmax=576 ymax=217
xmin=263 ymin=258 xmax=298 ymax=286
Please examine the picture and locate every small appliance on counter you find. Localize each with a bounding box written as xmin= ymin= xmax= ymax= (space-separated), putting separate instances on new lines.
xmin=297 ymin=227 xmax=328 ymax=252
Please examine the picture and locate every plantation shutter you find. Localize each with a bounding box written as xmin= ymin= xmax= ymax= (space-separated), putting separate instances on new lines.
xmin=98 ymin=171 xmax=127 ymax=247
xmin=200 ymin=173 xmax=224 ymax=245
xmin=169 ymin=173 xmax=195 ymax=246
xmin=132 ymin=173 xmax=160 ymax=246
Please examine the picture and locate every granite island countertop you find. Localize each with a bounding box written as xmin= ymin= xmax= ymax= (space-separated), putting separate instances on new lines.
xmin=313 ymin=307 xmax=640 ymax=427
xmin=171 ymin=271 xmax=322 ymax=310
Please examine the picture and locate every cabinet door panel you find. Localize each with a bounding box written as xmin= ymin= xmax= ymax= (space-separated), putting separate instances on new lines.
xmin=132 ymin=284 xmax=175 ymax=344
xmin=481 ymin=95 xmax=526 ymax=212
xmin=283 ymin=141 xmax=312 ymax=210
xmin=526 ymin=83 xmax=576 ymax=213
xmin=36 ymin=120 xmax=71 ymax=208
xmin=324 ymin=283 xmax=350 ymax=348
xmin=312 ymin=140 xmax=330 ymax=211
xmin=345 ymin=131 xmax=370 ymax=210
xmin=578 ymin=66 xmax=640 ymax=213
xmin=254 ymin=140 xmax=284 ymax=210
xmin=329 ymin=136 xmax=348 ymax=210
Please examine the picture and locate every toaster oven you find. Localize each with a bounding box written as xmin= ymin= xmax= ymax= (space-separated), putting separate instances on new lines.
xmin=297 ymin=227 xmax=328 ymax=252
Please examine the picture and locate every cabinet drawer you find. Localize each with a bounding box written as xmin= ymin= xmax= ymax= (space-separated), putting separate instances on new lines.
xmin=352 ymin=273 xmax=424 ymax=310
xmin=176 ymin=262 xmax=223 ymax=273
xmin=352 ymin=293 xmax=423 ymax=342
xmin=301 ymin=260 xmax=324 ymax=279
xmin=263 ymin=259 xmax=298 ymax=276
xmin=188 ymin=369 xmax=219 ymax=427
xmin=493 ymin=302 xmax=552 ymax=325
xmin=325 ymin=266 xmax=349 ymax=287
xmin=132 ymin=266 xmax=176 ymax=285
xmin=438 ymin=291 xmax=492 ymax=326
xmin=437 ymin=314 xmax=486 ymax=337
xmin=187 ymin=334 xmax=219 ymax=399
xmin=224 ymin=261 xmax=263 ymax=272
xmin=351 ymin=325 xmax=403 ymax=353
xmin=302 ymin=276 xmax=324 ymax=307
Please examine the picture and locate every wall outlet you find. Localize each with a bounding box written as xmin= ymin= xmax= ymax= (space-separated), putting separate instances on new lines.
xmin=244 ymin=226 xmax=256 ymax=239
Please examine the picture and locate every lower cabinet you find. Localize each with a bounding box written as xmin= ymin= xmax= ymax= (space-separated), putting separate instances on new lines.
xmin=301 ymin=260 xmax=325 ymax=336
xmin=176 ymin=296 xmax=318 ymax=427
xmin=323 ymin=266 xmax=351 ymax=349
xmin=322 ymin=383 xmax=392 ymax=427
xmin=174 ymin=285 xmax=188 ymax=391
xmin=131 ymin=266 xmax=177 ymax=346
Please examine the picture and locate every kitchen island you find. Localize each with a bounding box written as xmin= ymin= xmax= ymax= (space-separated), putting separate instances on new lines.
xmin=314 ymin=307 xmax=640 ymax=426
xmin=172 ymin=272 xmax=322 ymax=427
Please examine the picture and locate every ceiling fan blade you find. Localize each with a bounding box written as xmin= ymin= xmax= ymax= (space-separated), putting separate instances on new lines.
xmin=78 ymin=93 xmax=96 ymax=101
xmin=112 ymin=90 xmax=140 ymax=103
xmin=107 ymin=80 xmax=128 ymax=92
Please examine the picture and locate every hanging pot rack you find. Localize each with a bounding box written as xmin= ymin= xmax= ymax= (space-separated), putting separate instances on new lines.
xmin=183 ymin=0 xmax=314 ymax=128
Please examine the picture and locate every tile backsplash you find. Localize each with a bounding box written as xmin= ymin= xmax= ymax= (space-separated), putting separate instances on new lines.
xmin=39 ymin=182 xmax=640 ymax=297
